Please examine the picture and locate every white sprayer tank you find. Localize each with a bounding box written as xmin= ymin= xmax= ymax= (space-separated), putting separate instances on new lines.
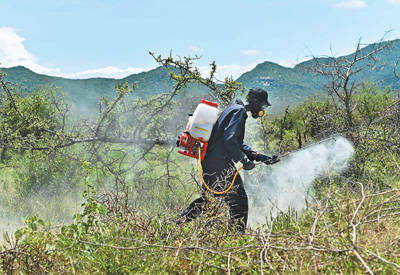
xmin=188 ymin=100 xmax=219 ymax=142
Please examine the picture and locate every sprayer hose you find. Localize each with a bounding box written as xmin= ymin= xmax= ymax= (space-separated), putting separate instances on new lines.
xmin=198 ymin=147 xmax=243 ymax=195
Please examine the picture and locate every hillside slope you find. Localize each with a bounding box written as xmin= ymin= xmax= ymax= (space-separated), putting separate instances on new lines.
xmin=2 ymin=39 xmax=399 ymax=111
xmin=237 ymin=39 xmax=400 ymax=110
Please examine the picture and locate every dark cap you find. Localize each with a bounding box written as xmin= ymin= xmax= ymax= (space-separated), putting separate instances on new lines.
xmin=247 ymin=88 xmax=271 ymax=106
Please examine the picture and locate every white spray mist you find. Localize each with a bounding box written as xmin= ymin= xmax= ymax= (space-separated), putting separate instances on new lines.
xmin=245 ymin=136 xmax=355 ymax=227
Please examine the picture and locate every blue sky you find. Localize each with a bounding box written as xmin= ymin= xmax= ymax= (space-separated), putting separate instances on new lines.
xmin=1 ymin=0 xmax=400 ymax=79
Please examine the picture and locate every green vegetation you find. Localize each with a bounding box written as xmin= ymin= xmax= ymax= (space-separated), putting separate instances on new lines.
xmin=0 ymin=42 xmax=400 ymax=273
xmin=2 ymin=39 xmax=400 ymax=114
xmin=0 ymin=65 xmax=210 ymax=113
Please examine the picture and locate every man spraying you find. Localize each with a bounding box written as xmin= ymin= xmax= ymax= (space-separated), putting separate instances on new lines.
xmin=178 ymin=88 xmax=280 ymax=232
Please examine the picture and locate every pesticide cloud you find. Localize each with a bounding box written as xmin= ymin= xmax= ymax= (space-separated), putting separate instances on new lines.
xmin=245 ymin=136 xmax=355 ymax=227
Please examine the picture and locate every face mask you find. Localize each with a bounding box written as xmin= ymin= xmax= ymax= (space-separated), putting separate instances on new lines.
xmin=251 ymin=109 xmax=264 ymax=118
xmin=249 ymin=100 xmax=267 ymax=118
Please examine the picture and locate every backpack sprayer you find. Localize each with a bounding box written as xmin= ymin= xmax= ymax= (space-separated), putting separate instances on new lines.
xmin=176 ymin=100 xmax=242 ymax=195
xmin=176 ymin=100 xmax=219 ymax=160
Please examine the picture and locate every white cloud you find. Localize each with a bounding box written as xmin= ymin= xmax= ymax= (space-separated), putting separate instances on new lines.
xmin=273 ymin=57 xmax=310 ymax=68
xmin=0 ymin=27 xmax=259 ymax=81
xmin=190 ymin=46 xmax=203 ymax=53
xmin=240 ymin=49 xmax=261 ymax=56
xmin=60 ymin=66 xmax=149 ymax=79
xmin=387 ymin=0 xmax=400 ymax=4
xmin=198 ymin=64 xmax=257 ymax=80
xmin=335 ymin=0 xmax=367 ymax=9
xmin=274 ymin=59 xmax=298 ymax=68
xmin=0 ymin=27 xmax=61 ymax=75
xmin=0 ymin=26 xmax=150 ymax=79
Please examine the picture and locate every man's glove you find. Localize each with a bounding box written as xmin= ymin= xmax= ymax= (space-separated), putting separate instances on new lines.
xmin=256 ymin=153 xmax=280 ymax=165
xmin=241 ymin=153 xmax=255 ymax=170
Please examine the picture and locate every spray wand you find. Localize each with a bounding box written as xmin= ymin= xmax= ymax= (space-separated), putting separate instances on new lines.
xmin=277 ymin=134 xmax=341 ymax=159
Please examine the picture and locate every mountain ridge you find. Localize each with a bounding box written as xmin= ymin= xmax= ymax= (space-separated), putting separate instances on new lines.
xmin=2 ymin=39 xmax=399 ymax=111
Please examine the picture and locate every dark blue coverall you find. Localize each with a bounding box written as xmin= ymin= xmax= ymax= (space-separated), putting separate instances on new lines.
xmin=180 ymin=99 xmax=255 ymax=232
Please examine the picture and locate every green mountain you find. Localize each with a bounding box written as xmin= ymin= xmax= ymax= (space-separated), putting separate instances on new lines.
xmin=1 ymin=39 xmax=399 ymax=112
xmin=1 ymin=66 xmax=180 ymax=108
xmin=237 ymin=39 xmax=400 ymax=111
xmin=236 ymin=61 xmax=322 ymax=111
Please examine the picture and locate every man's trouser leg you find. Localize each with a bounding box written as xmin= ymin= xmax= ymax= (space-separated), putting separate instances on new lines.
xmin=178 ymin=195 xmax=206 ymax=223
xmin=224 ymin=174 xmax=248 ymax=232
xmin=204 ymin=160 xmax=249 ymax=232
xmin=178 ymin=159 xmax=249 ymax=232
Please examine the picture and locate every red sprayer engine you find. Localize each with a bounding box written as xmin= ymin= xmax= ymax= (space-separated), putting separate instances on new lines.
xmin=177 ymin=100 xmax=219 ymax=160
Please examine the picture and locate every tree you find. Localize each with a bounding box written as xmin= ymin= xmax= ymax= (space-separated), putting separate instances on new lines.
xmin=0 ymin=53 xmax=247 ymax=213
xmin=307 ymin=37 xmax=392 ymax=136
xmin=149 ymin=52 xmax=245 ymax=108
